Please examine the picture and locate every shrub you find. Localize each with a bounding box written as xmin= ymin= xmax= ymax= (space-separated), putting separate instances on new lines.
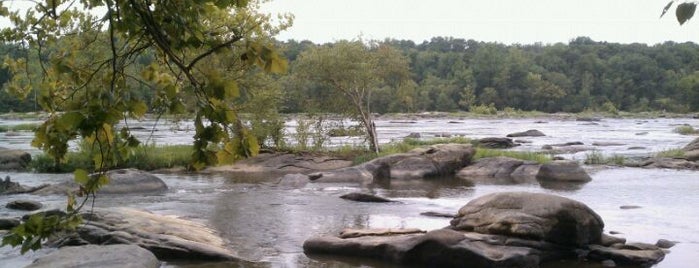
xmin=673 ymin=125 xmax=699 ymax=135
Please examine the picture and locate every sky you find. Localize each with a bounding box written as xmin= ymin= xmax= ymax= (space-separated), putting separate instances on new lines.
xmin=261 ymin=0 xmax=699 ymax=45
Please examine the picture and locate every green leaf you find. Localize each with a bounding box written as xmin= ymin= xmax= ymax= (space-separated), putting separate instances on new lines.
xmin=676 ymin=2 xmax=697 ymax=25
xmin=74 ymin=169 xmax=89 ymax=185
xmin=130 ymin=100 xmax=148 ymax=117
xmin=56 ymin=112 xmax=84 ymax=131
xmin=661 ymin=1 xmax=675 ymax=18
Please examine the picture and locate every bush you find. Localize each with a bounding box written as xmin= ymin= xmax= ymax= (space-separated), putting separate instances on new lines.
xmin=673 ymin=125 xmax=699 ymax=135
xmin=469 ymin=103 xmax=497 ymax=115
xmin=584 ymin=151 xmax=626 ymax=166
xmin=655 ymin=148 xmax=686 ymax=158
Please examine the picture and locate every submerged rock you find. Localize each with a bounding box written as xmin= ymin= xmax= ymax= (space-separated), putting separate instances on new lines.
xmin=587 ymin=244 xmax=665 ymax=267
xmin=27 ymin=244 xmax=160 ymax=268
xmin=456 ymin=157 xmax=539 ymax=184
xmin=5 ymin=199 xmax=43 ymax=211
xmin=339 ymin=192 xmax=394 ymax=203
xmin=506 ymin=129 xmax=546 ymax=137
xmin=477 ymin=137 xmax=517 ymax=148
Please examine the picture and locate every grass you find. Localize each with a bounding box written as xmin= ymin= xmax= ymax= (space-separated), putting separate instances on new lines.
xmin=474 ymin=148 xmax=551 ymax=164
xmin=583 ymin=151 xmax=626 ymax=166
xmin=30 ymin=144 xmax=193 ymax=173
xmin=655 ymin=148 xmax=686 ymax=158
xmin=673 ymin=125 xmax=699 ymax=135
xmin=0 ymin=123 xmax=39 ymax=132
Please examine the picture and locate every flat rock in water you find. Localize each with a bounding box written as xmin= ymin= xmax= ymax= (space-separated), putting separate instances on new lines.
xmin=477 ymin=137 xmax=517 ymax=148
xmin=5 ymin=199 xmax=43 ymax=211
xmin=587 ymin=244 xmax=665 ymax=267
xmin=655 ymin=239 xmax=677 ymax=249
xmin=27 ymin=244 xmax=160 ymax=268
xmin=33 ymin=169 xmax=167 ymax=195
xmin=420 ymin=211 xmax=456 ymax=218
xmin=456 ymin=157 xmax=539 ymax=184
xmin=340 ymin=192 xmax=394 ymax=203
xmin=339 ymin=228 xmax=425 ymax=238
xmin=506 ymin=129 xmax=546 ymax=137
xmin=50 ymin=207 xmax=240 ymax=261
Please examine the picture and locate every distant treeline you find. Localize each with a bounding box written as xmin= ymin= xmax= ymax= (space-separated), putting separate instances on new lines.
xmin=2 ymin=37 xmax=699 ymax=114
xmin=281 ymin=37 xmax=699 ymax=114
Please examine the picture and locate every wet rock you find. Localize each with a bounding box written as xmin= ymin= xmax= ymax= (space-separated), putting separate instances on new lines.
xmin=339 ymin=228 xmax=425 ymax=238
xmin=6 ymin=199 xmax=43 ymax=211
xmin=587 ymin=244 xmax=665 ymax=267
xmin=601 ymin=259 xmax=616 ymax=267
xmin=685 ymin=150 xmax=699 ymax=161
xmin=340 ymin=192 xmax=394 ymax=203
xmin=0 ymin=217 xmax=20 ymax=230
xmin=405 ymin=132 xmax=421 ymax=138
xmin=26 ymin=244 xmax=160 ymax=268
xmin=600 ymin=234 xmax=626 ymax=247
xmin=450 ymin=192 xmax=604 ymax=246
xmin=628 ymin=146 xmax=646 ymax=150
xmin=640 ymin=158 xmax=699 ymax=170
xmin=655 ymin=239 xmax=677 ymax=249
xmin=592 ymin=142 xmax=626 ymax=147
xmin=635 ymin=132 xmax=649 ymax=136
xmin=684 ymin=137 xmax=699 ymax=152
xmin=304 ymin=229 xmax=543 ymax=268
xmin=550 ymin=142 xmax=585 ymax=146
xmin=0 ymin=148 xmax=31 ymax=171
xmin=34 ymin=169 xmax=167 ymax=195
xmin=50 ymin=207 xmax=240 ymax=261
xmin=506 ymin=129 xmax=546 ymax=137
xmin=619 ymin=205 xmax=641 ymax=210
xmin=312 ymin=144 xmax=474 ymax=183
xmin=420 ymin=211 xmax=455 ymax=218
xmin=275 ymin=173 xmax=310 ymax=187
xmin=456 ymin=157 xmax=539 ymax=184
xmin=477 ymin=137 xmax=516 ymax=148
xmin=536 ymin=160 xmax=592 ymax=183
xmin=577 ymin=117 xmax=602 ymax=122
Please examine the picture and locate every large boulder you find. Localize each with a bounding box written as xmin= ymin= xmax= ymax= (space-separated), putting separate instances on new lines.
xmin=27 ymin=244 xmax=160 ymax=268
xmin=0 ymin=148 xmax=31 ymax=171
xmin=535 ymin=160 xmax=592 ymax=183
xmin=506 ymin=129 xmax=546 ymax=138
xmin=310 ymin=144 xmax=474 ymax=183
xmin=683 ymin=137 xmax=699 ymax=161
xmin=456 ymin=157 xmax=539 ymax=184
xmin=450 ymin=192 xmax=604 ymax=246
xmin=304 ymin=229 xmax=545 ymax=268
xmin=49 ymin=207 xmax=240 ymax=261
xmin=33 ymin=169 xmax=167 ymax=195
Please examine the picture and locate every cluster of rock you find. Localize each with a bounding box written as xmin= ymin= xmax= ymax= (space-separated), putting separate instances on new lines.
xmin=304 ymin=192 xmax=669 ymax=267
xmin=633 ymin=137 xmax=699 ymax=170
xmin=0 ymin=147 xmax=31 ymax=171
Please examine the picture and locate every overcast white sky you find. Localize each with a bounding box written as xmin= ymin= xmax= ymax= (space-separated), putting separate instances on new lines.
xmin=261 ymin=0 xmax=699 ymax=44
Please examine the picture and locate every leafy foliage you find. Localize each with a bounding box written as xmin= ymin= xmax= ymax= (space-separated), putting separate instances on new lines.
xmin=0 ymin=0 xmax=289 ymax=252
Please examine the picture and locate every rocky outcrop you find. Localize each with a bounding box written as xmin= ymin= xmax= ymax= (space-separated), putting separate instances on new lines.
xmin=0 ymin=148 xmax=31 ymax=171
xmin=450 ymin=192 xmax=603 ymax=246
xmin=683 ymin=137 xmax=699 ymax=161
xmin=477 ymin=137 xmax=517 ymax=149
xmin=33 ymin=169 xmax=167 ymax=195
xmin=536 ymin=160 xmax=592 ymax=183
xmin=49 ymin=207 xmax=240 ymax=261
xmin=456 ymin=157 xmax=539 ymax=184
xmin=304 ymin=192 xmax=666 ymax=267
xmin=27 ymin=244 xmax=160 ymax=268
xmin=203 ymin=152 xmax=352 ymax=175
xmin=506 ymin=129 xmax=545 ymax=137
xmin=310 ymin=144 xmax=475 ymax=183
xmin=637 ymin=157 xmax=699 ymax=170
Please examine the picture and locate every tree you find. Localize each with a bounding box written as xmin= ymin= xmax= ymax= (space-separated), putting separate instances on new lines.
xmin=0 ymin=0 xmax=289 ymax=253
xmin=293 ymin=40 xmax=398 ymax=153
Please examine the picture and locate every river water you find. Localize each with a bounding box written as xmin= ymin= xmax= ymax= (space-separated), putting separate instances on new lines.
xmin=1 ymin=116 xmax=698 ymax=267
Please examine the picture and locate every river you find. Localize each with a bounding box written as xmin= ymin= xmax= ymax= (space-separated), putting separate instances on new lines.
xmin=1 ymin=116 xmax=698 ymax=267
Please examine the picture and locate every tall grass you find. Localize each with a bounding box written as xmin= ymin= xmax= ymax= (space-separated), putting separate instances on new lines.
xmin=474 ymin=148 xmax=551 ymax=164
xmin=655 ymin=148 xmax=686 ymax=158
xmin=584 ymin=151 xmax=626 ymax=166
xmin=673 ymin=125 xmax=699 ymax=135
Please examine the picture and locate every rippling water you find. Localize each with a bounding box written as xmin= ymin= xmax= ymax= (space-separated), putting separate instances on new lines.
xmin=1 ymin=117 xmax=698 ymax=267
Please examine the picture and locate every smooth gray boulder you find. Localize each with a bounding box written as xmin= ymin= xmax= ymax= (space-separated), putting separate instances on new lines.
xmin=456 ymin=157 xmax=539 ymax=184
xmin=27 ymin=244 xmax=160 ymax=268
xmin=50 ymin=207 xmax=240 ymax=261
xmin=310 ymin=144 xmax=474 ymax=183
xmin=0 ymin=148 xmax=31 ymax=171
xmin=683 ymin=137 xmax=699 ymax=161
xmin=506 ymin=129 xmax=546 ymax=137
xmin=536 ymin=160 xmax=592 ymax=183
xmin=5 ymin=199 xmax=43 ymax=211
xmin=33 ymin=169 xmax=167 ymax=195
xmin=450 ymin=192 xmax=604 ymax=246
